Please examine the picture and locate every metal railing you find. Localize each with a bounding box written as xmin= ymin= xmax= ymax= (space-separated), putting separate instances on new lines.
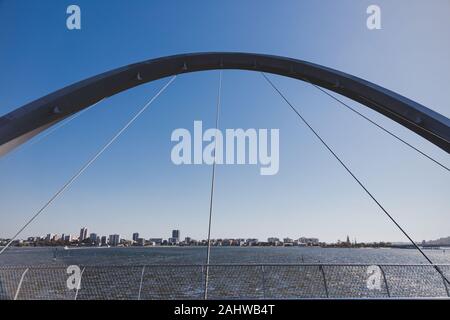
xmin=0 ymin=263 xmax=449 ymax=300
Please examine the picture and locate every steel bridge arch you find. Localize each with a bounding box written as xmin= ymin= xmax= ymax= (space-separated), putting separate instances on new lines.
xmin=0 ymin=52 xmax=449 ymax=156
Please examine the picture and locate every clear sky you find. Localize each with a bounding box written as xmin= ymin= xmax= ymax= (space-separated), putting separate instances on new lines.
xmin=0 ymin=0 xmax=449 ymax=243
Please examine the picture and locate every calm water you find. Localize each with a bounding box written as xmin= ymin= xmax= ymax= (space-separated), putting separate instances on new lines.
xmin=1 ymin=246 xmax=450 ymax=266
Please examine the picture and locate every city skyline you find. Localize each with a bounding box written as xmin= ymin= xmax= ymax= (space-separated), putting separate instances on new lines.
xmin=2 ymin=225 xmax=447 ymax=246
xmin=2 ymin=226 xmax=322 ymax=244
xmin=3 ymin=225 xmax=361 ymax=247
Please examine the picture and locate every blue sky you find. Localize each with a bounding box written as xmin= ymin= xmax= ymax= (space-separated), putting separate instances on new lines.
xmin=0 ymin=0 xmax=449 ymax=243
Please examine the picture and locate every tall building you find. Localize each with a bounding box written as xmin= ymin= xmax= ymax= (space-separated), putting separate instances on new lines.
xmin=132 ymin=232 xmax=139 ymax=242
xmin=89 ymin=233 xmax=97 ymax=242
xmin=172 ymin=230 xmax=180 ymax=242
xmin=79 ymin=227 xmax=88 ymax=241
xmin=109 ymin=234 xmax=120 ymax=246
xmin=101 ymin=236 xmax=107 ymax=246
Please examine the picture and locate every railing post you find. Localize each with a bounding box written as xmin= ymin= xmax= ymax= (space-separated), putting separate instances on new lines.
xmin=200 ymin=264 xmax=204 ymax=299
xmin=203 ymin=264 xmax=209 ymax=300
xmin=13 ymin=268 xmax=29 ymax=300
xmin=137 ymin=266 xmax=146 ymax=300
xmin=378 ymin=265 xmax=390 ymax=297
xmin=319 ymin=265 xmax=329 ymax=298
xmin=260 ymin=265 xmax=266 ymax=299
xmin=74 ymin=267 xmax=85 ymax=300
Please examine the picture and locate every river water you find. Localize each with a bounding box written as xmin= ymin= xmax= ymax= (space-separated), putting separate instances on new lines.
xmin=1 ymin=246 xmax=450 ymax=266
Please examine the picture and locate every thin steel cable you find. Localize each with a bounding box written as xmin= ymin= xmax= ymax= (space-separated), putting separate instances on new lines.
xmin=261 ymin=72 xmax=450 ymax=285
xmin=204 ymin=71 xmax=223 ymax=300
xmin=309 ymin=83 xmax=449 ymax=172
xmin=0 ymin=76 xmax=177 ymax=255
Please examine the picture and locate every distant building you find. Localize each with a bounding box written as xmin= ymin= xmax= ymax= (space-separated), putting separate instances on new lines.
xmin=79 ymin=227 xmax=88 ymax=241
xmin=268 ymin=237 xmax=280 ymax=245
xmin=298 ymin=237 xmax=319 ymax=246
xmin=101 ymin=236 xmax=107 ymax=246
xmin=45 ymin=233 xmax=53 ymax=242
xmin=172 ymin=230 xmax=180 ymax=242
xmin=295 ymin=240 xmax=306 ymax=247
xmin=132 ymin=233 xmax=139 ymax=242
xmin=120 ymin=238 xmax=132 ymax=246
xmin=245 ymin=238 xmax=259 ymax=246
xmin=109 ymin=234 xmax=120 ymax=246
xmin=89 ymin=233 xmax=97 ymax=242
xmin=222 ymin=239 xmax=232 ymax=246
xmin=149 ymin=238 xmax=163 ymax=245
xmin=136 ymin=238 xmax=145 ymax=246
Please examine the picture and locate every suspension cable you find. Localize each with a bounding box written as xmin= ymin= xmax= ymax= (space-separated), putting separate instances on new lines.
xmin=0 ymin=76 xmax=177 ymax=255
xmin=204 ymin=71 xmax=223 ymax=299
xmin=309 ymin=83 xmax=449 ymax=172
xmin=261 ymin=72 xmax=450 ymax=285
